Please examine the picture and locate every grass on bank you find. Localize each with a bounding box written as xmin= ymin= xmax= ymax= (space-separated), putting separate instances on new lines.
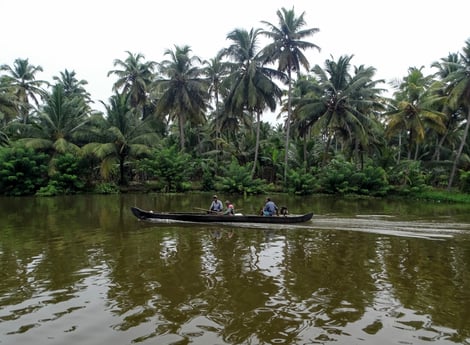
xmin=412 ymin=189 xmax=470 ymax=203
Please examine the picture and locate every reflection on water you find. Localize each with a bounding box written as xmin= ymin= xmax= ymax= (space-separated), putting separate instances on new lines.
xmin=0 ymin=194 xmax=470 ymax=345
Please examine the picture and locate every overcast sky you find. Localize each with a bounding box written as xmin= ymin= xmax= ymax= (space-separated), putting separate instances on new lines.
xmin=2 ymin=0 xmax=469 ymax=120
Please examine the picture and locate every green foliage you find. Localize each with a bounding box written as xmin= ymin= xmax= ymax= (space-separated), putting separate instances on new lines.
xmin=350 ymin=165 xmax=390 ymax=196
xmin=36 ymin=153 xmax=86 ymax=196
xmin=0 ymin=146 xmax=49 ymax=195
xmin=424 ymin=166 xmax=450 ymax=188
xmin=317 ymin=158 xmax=390 ymax=196
xmin=217 ymin=159 xmax=265 ymax=194
xmin=413 ymin=188 xmax=470 ymax=203
xmin=198 ymin=159 xmax=218 ymax=191
xmin=386 ymin=160 xmax=428 ymax=195
xmin=137 ymin=146 xmax=193 ymax=192
xmin=36 ymin=181 xmax=61 ymax=196
xmin=284 ymin=167 xmax=318 ymax=195
xmin=458 ymin=170 xmax=470 ymax=193
xmin=93 ymin=182 xmax=120 ymax=194
xmin=317 ymin=159 xmax=356 ymax=194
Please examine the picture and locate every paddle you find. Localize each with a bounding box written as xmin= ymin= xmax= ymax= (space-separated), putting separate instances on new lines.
xmin=193 ymin=207 xmax=243 ymax=214
xmin=193 ymin=207 xmax=218 ymax=214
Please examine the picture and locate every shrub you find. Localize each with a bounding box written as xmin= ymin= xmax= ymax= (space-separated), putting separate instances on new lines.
xmin=136 ymin=146 xmax=193 ymax=192
xmin=217 ymin=159 xmax=265 ymax=194
xmin=284 ymin=167 xmax=318 ymax=195
xmin=317 ymin=158 xmax=390 ymax=196
xmin=0 ymin=146 xmax=49 ymax=196
xmin=458 ymin=170 xmax=470 ymax=193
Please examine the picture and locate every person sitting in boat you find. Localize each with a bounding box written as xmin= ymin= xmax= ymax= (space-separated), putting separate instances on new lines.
xmin=209 ymin=195 xmax=223 ymax=213
xmin=263 ymin=197 xmax=278 ymax=216
xmin=223 ymin=200 xmax=235 ymax=216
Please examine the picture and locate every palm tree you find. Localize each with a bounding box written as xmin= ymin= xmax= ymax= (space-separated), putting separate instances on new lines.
xmin=293 ymin=55 xmax=386 ymax=166
xmin=442 ymin=39 xmax=470 ymax=189
xmin=53 ymin=69 xmax=92 ymax=103
xmin=261 ymin=7 xmax=320 ymax=181
xmin=429 ymin=53 xmax=462 ymax=162
xmin=156 ymin=45 xmax=209 ymax=151
xmin=386 ymin=66 xmax=447 ymax=161
xmin=0 ymin=76 xmax=17 ymax=127
xmin=107 ymin=51 xmax=156 ymax=118
xmin=0 ymin=58 xmax=48 ymax=123
xmin=82 ymin=92 xmax=160 ymax=184
xmin=223 ymin=27 xmax=285 ymax=177
xmin=202 ymin=49 xmax=231 ymax=152
xmin=18 ymin=83 xmax=90 ymax=171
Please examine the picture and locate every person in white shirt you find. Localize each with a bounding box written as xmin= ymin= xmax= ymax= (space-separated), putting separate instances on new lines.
xmin=209 ymin=195 xmax=223 ymax=213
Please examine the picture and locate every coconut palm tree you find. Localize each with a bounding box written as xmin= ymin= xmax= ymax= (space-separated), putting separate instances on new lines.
xmin=17 ymin=83 xmax=90 ymax=173
xmin=260 ymin=7 xmax=320 ymax=181
xmin=0 ymin=76 xmax=17 ymax=127
xmin=442 ymin=39 xmax=470 ymax=189
xmin=82 ymin=92 xmax=160 ymax=184
xmin=223 ymin=27 xmax=285 ymax=177
xmin=107 ymin=51 xmax=156 ymax=118
xmin=429 ymin=53 xmax=462 ymax=162
xmin=293 ymin=55 xmax=386 ymax=165
xmin=202 ymin=49 xmax=231 ymax=151
xmin=156 ymin=45 xmax=209 ymax=151
xmin=53 ymin=69 xmax=92 ymax=103
xmin=0 ymin=58 xmax=48 ymax=123
xmin=386 ymin=66 xmax=447 ymax=161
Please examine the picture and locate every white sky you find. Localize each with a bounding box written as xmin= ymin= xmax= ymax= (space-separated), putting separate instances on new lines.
xmin=2 ymin=0 xmax=469 ymax=122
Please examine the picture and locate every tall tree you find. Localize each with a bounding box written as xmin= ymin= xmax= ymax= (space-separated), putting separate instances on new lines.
xmin=107 ymin=51 xmax=156 ymax=118
xmin=293 ymin=55 xmax=386 ymax=165
xmin=443 ymin=39 xmax=470 ymax=189
xmin=223 ymin=28 xmax=285 ymax=177
xmin=429 ymin=53 xmax=462 ymax=162
xmin=0 ymin=76 xmax=17 ymax=127
xmin=202 ymin=49 xmax=231 ymax=152
xmin=53 ymin=69 xmax=92 ymax=103
xmin=386 ymin=66 xmax=446 ymax=161
xmin=156 ymin=45 xmax=209 ymax=151
xmin=82 ymin=92 xmax=160 ymax=184
xmin=18 ymin=83 xmax=89 ymax=166
xmin=0 ymin=58 xmax=47 ymax=123
xmin=261 ymin=7 xmax=320 ymax=181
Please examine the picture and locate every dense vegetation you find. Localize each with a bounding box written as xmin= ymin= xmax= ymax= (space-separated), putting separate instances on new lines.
xmin=1 ymin=8 xmax=470 ymax=199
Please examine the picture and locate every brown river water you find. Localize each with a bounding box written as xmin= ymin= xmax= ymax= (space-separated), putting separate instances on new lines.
xmin=0 ymin=193 xmax=469 ymax=345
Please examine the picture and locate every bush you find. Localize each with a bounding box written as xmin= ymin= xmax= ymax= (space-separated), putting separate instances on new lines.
xmin=317 ymin=158 xmax=390 ymax=196
xmin=458 ymin=170 xmax=470 ymax=193
xmin=284 ymin=167 xmax=318 ymax=195
xmin=386 ymin=160 xmax=428 ymax=195
xmin=217 ymin=159 xmax=265 ymax=194
xmin=0 ymin=146 xmax=49 ymax=196
xmin=93 ymin=182 xmax=120 ymax=194
xmin=136 ymin=146 xmax=193 ymax=192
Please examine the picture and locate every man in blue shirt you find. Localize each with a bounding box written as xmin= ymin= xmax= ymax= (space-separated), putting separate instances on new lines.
xmin=263 ymin=197 xmax=278 ymax=216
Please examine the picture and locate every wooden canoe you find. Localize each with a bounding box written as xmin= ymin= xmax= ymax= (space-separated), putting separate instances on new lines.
xmin=131 ymin=207 xmax=313 ymax=224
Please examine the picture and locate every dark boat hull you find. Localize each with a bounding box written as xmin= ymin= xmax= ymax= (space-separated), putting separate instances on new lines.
xmin=131 ymin=207 xmax=313 ymax=224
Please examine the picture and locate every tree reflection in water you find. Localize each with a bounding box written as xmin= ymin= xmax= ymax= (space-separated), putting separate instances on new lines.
xmin=0 ymin=194 xmax=469 ymax=345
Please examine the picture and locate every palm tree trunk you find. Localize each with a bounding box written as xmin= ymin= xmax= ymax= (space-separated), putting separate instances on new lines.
xmin=283 ymin=71 xmax=293 ymax=183
xmin=251 ymin=111 xmax=261 ymax=178
xmin=432 ymin=134 xmax=447 ymax=161
xmin=413 ymin=143 xmax=419 ymax=160
xmin=119 ymin=156 xmax=126 ymax=185
xmin=408 ymin=130 xmax=413 ymax=160
xmin=179 ymin=114 xmax=185 ymax=151
xmin=448 ymin=107 xmax=470 ymax=190
xmin=397 ymin=133 xmax=402 ymax=164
